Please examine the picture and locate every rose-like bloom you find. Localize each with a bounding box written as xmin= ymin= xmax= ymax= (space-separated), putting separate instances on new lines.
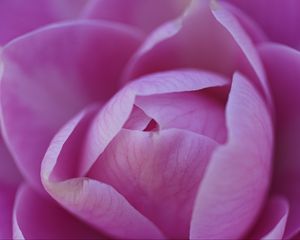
xmin=0 ymin=0 xmax=299 ymax=239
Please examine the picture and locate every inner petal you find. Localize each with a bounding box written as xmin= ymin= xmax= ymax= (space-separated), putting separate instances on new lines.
xmin=135 ymin=91 xmax=227 ymax=143
xmin=88 ymin=129 xmax=218 ymax=239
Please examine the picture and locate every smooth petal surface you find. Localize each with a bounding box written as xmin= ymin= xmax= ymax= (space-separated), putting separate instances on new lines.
xmin=135 ymin=91 xmax=227 ymax=143
xmin=250 ymin=196 xmax=289 ymax=239
xmin=0 ymin=134 xmax=22 ymax=186
xmin=41 ymin=107 xmax=165 ymax=239
xmin=224 ymin=0 xmax=300 ymax=49
xmin=82 ymin=0 xmax=189 ymax=34
xmin=0 ymin=21 xmax=142 ymax=191
xmin=0 ymin=184 xmax=17 ymax=239
xmin=124 ymin=1 xmax=271 ymax=105
xmin=89 ymin=129 xmax=217 ymax=239
xmin=13 ymin=184 xmax=102 ymax=239
xmin=217 ymin=2 xmax=267 ymax=45
xmin=0 ymin=0 xmax=87 ymax=45
xmin=82 ymin=70 xmax=228 ymax=176
xmin=190 ymin=73 xmax=273 ymax=239
xmin=259 ymin=44 xmax=300 ymax=238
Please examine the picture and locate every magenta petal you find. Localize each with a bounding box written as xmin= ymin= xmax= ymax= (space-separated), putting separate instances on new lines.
xmin=190 ymin=73 xmax=273 ymax=239
xmin=0 ymin=0 xmax=87 ymax=44
xmin=135 ymin=92 xmax=227 ymax=143
xmin=0 ymin=184 xmax=17 ymax=239
xmin=123 ymin=1 xmax=270 ymax=105
xmin=89 ymin=129 xmax=217 ymax=239
xmin=41 ymin=109 xmax=165 ymax=239
xmin=212 ymin=2 xmax=271 ymax=105
xmin=0 ymin=21 xmax=142 ymax=191
xmin=224 ymin=0 xmax=300 ymax=49
xmin=13 ymin=184 xmax=102 ymax=239
xmin=82 ymin=0 xmax=189 ymax=34
xmin=0 ymin=134 xmax=22 ymax=186
xmin=259 ymin=44 xmax=300 ymax=238
xmin=82 ymin=70 xmax=228 ymax=175
xmin=218 ymin=2 xmax=267 ymax=45
xmin=250 ymin=196 xmax=289 ymax=239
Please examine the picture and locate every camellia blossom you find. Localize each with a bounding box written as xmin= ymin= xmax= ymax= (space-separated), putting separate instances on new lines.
xmin=0 ymin=0 xmax=299 ymax=239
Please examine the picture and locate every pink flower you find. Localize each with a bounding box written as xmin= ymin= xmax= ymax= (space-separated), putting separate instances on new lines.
xmin=0 ymin=0 xmax=299 ymax=239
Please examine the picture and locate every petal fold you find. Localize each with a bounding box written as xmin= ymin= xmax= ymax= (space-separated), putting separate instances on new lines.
xmin=190 ymin=73 xmax=273 ymax=239
xmin=41 ymin=108 xmax=165 ymax=239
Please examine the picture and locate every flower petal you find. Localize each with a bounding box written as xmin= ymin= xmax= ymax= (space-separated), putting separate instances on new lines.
xmin=13 ymin=184 xmax=103 ymax=239
xmin=250 ymin=196 xmax=289 ymax=239
xmin=0 ymin=184 xmax=17 ymax=239
xmin=135 ymin=91 xmax=227 ymax=143
xmin=190 ymin=72 xmax=273 ymax=239
xmin=0 ymin=0 xmax=87 ymax=45
xmin=88 ymin=129 xmax=217 ymax=239
xmin=0 ymin=21 xmax=142 ymax=191
xmin=41 ymin=108 xmax=165 ymax=239
xmin=212 ymin=1 xmax=271 ymax=105
xmin=218 ymin=2 xmax=267 ymax=44
xmin=123 ymin=1 xmax=271 ymax=105
xmin=0 ymin=134 xmax=22 ymax=186
xmin=81 ymin=0 xmax=189 ymax=34
xmin=82 ymin=70 xmax=228 ymax=176
xmin=259 ymin=44 xmax=300 ymax=238
xmin=224 ymin=0 xmax=300 ymax=49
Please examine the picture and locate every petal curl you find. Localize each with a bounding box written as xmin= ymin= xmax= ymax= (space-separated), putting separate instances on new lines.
xmin=259 ymin=44 xmax=300 ymax=238
xmin=0 ymin=21 xmax=142 ymax=191
xmin=41 ymin=107 xmax=165 ymax=239
xmin=190 ymin=73 xmax=273 ymax=239
xmin=82 ymin=0 xmax=189 ymax=34
xmin=13 ymin=184 xmax=102 ymax=239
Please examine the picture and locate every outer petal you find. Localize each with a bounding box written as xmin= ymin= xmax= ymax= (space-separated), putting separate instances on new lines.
xmin=0 ymin=184 xmax=17 ymax=239
xmin=0 ymin=0 xmax=87 ymax=45
xmin=190 ymin=73 xmax=273 ymax=239
xmin=0 ymin=21 xmax=142 ymax=191
xmin=41 ymin=107 xmax=165 ymax=239
xmin=250 ymin=196 xmax=289 ymax=240
xmin=259 ymin=44 xmax=300 ymax=238
xmin=13 ymin=184 xmax=102 ymax=239
xmin=124 ymin=1 xmax=271 ymax=105
xmin=88 ymin=129 xmax=217 ymax=239
xmin=81 ymin=0 xmax=189 ymax=34
xmin=0 ymin=134 xmax=22 ymax=186
xmin=224 ymin=0 xmax=300 ymax=49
